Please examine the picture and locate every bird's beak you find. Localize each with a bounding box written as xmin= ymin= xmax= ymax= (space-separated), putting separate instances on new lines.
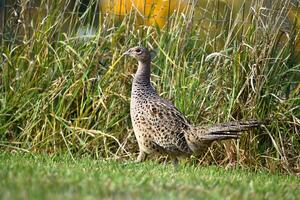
xmin=123 ymin=50 xmax=130 ymax=56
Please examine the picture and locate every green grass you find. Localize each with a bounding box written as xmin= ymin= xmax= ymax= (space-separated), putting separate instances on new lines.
xmin=0 ymin=152 xmax=299 ymax=200
xmin=0 ymin=0 xmax=299 ymax=172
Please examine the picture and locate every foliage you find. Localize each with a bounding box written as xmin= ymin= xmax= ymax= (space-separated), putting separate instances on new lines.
xmin=0 ymin=0 xmax=299 ymax=172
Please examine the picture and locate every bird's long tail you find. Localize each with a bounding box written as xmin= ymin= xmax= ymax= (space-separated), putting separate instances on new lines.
xmin=200 ymin=119 xmax=264 ymax=141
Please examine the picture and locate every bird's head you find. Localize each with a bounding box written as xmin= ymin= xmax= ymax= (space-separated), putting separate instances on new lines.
xmin=124 ymin=46 xmax=151 ymax=62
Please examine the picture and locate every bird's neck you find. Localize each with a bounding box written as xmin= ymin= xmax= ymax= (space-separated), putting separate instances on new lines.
xmin=134 ymin=60 xmax=151 ymax=84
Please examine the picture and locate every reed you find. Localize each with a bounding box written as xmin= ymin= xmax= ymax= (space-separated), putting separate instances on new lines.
xmin=0 ymin=0 xmax=299 ymax=173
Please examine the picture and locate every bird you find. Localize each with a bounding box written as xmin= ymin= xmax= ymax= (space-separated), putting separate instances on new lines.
xmin=124 ymin=46 xmax=264 ymax=165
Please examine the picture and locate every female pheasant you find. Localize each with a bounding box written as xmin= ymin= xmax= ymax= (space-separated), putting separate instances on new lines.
xmin=124 ymin=46 xmax=263 ymax=164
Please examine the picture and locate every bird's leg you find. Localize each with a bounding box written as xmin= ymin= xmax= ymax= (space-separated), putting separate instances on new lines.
xmin=135 ymin=151 xmax=147 ymax=163
xmin=163 ymin=156 xmax=179 ymax=167
xmin=172 ymin=157 xmax=179 ymax=168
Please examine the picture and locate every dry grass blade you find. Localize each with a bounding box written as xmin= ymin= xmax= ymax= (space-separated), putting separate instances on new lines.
xmin=0 ymin=0 xmax=299 ymax=172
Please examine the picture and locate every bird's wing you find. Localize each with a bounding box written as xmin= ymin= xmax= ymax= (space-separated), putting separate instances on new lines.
xmin=144 ymin=98 xmax=192 ymax=154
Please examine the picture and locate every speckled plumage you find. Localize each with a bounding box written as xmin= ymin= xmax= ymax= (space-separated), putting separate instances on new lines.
xmin=124 ymin=46 xmax=262 ymax=163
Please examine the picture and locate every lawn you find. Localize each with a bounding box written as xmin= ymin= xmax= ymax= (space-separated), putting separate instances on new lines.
xmin=0 ymin=152 xmax=299 ymax=200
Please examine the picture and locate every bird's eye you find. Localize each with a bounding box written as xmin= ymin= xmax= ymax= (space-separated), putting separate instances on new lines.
xmin=135 ymin=48 xmax=142 ymax=54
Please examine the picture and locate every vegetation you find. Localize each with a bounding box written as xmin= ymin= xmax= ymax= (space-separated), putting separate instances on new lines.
xmin=1 ymin=152 xmax=299 ymax=200
xmin=0 ymin=0 xmax=299 ymax=173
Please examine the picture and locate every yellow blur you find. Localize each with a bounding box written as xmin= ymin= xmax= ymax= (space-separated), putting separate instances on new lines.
xmin=100 ymin=0 xmax=300 ymax=50
xmin=100 ymin=0 xmax=187 ymax=27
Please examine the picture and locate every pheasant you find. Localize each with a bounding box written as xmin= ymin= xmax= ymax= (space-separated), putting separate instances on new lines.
xmin=124 ymin=46 xmax=263 ymax=164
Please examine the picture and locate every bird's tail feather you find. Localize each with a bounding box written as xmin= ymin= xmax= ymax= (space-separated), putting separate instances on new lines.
xmin=200 ymin=119 xmax=264 ymax=141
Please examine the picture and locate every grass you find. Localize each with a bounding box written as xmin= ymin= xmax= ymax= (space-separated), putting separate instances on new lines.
xmin=0 ymin=0 xmax=299 ymax=172
xmin=0 ymin=152 xmax=299 ymax=200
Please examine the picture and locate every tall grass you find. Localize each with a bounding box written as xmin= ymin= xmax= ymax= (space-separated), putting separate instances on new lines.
xmin=0 ymin=0 xmax=299 ymax=173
